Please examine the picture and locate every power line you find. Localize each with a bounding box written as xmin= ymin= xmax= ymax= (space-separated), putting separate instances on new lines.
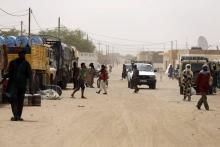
xmin=86 ymin=31 xmax=171 ymax=45
xmin=0 ymin=9 xmax=28 ymax=16
xmin=31 ymin=11 xmax=42 ymax=31
xmin=0 ymin=23 xmax=20 ymax=28
xmin=0 ymin=8 xmax=28 ymax=17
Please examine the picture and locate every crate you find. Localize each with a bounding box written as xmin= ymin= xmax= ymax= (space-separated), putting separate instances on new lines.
xmin=24 ymin=94 xmax=41 ymax=106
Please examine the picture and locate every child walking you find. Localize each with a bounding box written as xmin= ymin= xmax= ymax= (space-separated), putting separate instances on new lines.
xmin=96 ymin=65 xmax=108 ymax=95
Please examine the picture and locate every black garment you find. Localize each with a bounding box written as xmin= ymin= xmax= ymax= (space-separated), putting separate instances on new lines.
xmin=122 ymin=65 xmax=126 ymax=79
xmin=11 ymin=88 xmax=25 ymax=119
xmin=75 ymin=79 xmax=85 ymax=90
xmin=132 ymin=69 xmax=139 ymax=93
xmin=6 ymin=58 xmax=32 ymax=119
xmin=73 ymin=67 xmax=80 ymax=89
xmin=209 ymin=70 xmax=218 ymax=93
xmin=7 ymin=58 xmax=32 ymax=89
xmin=197 ymin=93 xmax=209 ymax=110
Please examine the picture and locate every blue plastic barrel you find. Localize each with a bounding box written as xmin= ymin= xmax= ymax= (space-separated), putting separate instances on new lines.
xmin=31 ymin=36 xmax=43 ymax=45
xmin=16 ymin=36 xmax=29 ymax=47
xmin=0 ymin=36 xmax=5 ymax=46
xmin=5 ymin=36 xmax=16 ymax=47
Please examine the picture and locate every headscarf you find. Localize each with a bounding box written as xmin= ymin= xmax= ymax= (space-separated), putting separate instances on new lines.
xmin=200 ymin=64 xmax=210 ymax=75
xmin=184 ymin=64 xmax=193 ymax=76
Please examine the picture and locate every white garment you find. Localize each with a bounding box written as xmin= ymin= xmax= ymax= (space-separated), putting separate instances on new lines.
xmin=99 ymin=80 xmax=107 ymax=93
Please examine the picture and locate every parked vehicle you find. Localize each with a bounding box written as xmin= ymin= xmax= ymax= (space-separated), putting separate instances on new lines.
xmin=3 ymin=35 xmax=49 ymax=93
xmin=178 ymin=56 xmax=212 ymax=94
xmin=40 ymin=35 xmax=78 ymax=89
xmin=127 ymin=63 xmax=157 ymax=89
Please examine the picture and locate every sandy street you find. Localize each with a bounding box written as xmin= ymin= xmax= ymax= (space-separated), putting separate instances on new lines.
xmin=0 ymin=65 xmax=220 ymax=147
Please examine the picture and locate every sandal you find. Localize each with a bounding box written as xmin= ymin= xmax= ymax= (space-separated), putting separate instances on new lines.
xmin=11 ymin=117 xmax=18 ymax=121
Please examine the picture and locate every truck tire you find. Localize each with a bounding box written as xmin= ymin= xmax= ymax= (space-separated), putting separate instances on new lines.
xmin=57 ymin=80 xmax=67 ymax=89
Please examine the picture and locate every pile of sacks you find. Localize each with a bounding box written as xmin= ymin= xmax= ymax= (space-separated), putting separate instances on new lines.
xmin=38 ymin=89 xmax=62 ymax=100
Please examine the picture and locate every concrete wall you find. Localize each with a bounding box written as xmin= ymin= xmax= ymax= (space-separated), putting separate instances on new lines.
xmin=78 ymin=52 xmax=98 ymax=66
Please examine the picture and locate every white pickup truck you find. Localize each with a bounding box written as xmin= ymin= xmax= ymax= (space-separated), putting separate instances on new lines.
xmin=127 ymin=63 xmax=157 ymax=89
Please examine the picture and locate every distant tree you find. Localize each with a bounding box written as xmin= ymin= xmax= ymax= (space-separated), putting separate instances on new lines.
xmin=0 ymin=28 xmax=20 ymax=36
xmin=0 ymin=27 xmax=96 ymax=53
xmin=39 ymin=27 xmax=96 ymax=53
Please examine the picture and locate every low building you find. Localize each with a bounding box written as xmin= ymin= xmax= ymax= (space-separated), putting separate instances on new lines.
xmin=78 ymin=52 xmax=98 ymax=66
xmin=163 ymin=48 xmax=220 ymax=70
xmin=137 ymin=51 xmax=163 ymax=69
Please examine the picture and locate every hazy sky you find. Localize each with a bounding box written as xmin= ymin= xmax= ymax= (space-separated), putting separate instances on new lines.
xmin=1 ymin=0 xmax=220 ymax=53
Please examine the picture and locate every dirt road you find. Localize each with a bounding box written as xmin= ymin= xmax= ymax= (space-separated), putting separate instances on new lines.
xmin=1 ymin=65 xmax=220 ymax=147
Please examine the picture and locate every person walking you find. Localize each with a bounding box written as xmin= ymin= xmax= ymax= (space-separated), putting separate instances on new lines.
xmin=109 ymin=65 xmax=112 ymax=73
xmin=132 ymin=65 xmax=139 ymax=93
xmin=85 ymin=63 xmax=96 ymax=88
xmin=168 ymin=64 xmax=174 ymax=79
xmin=6 ymin=50 xmax=33 ymax=121
xmin=182 ymin=64 xmax=193 ymax=101
xmin=96 ymin=65 xmax=108 ymax=95
xmin=211 ymin=66 xmax=218 ymax=93
xmin=196 ymin=64 xmax=210 ymax=110
xmin=71 ymin=63 xmax=87 ymax=98
xmin=122 ymin=64 xmax=126 ymax=79
xmin=72 ymin=62 xmax=79 ymax=89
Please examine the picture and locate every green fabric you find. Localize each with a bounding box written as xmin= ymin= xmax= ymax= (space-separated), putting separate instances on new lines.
xmin=79 ymin=68 xmax=87 ymax=80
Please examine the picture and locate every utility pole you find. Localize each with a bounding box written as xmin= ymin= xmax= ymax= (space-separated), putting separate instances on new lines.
xmin=28 ymin=8 xmax=31 ymax=37
xmin=185 ymin=37 xmax=189 ymax=49
xmin=171 ymin=41 xmax=174 ymax=66
xmin=58 ymin=17 xmax=60 ymax=39
xmin=98 ymin=42 xmax=101 ymax=53
xmin=20 ymin=21 xmax=23 ymax=36
xmin=175 ymin=40 xmax=177 ymax=50
xmin=106 ymin=45 xmax=108 ymax=55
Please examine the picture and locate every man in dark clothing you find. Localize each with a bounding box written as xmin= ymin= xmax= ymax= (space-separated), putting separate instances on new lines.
xmin=6 ymin=50 xmax=33 ymax=121
xmin=72 ymin=62 xmax=79 ymax=89
xmin=122 ymin=64 xmax=127 ymax=79
xmin=211 ymin=66 xmax=218 ymax=93
xmin=196 ymin=64 xmax=210 ymax=110
xmin=71 ymin=63 xmax=87 ymax=98
xmin=132 ymin=65 xmax=139 ymax=93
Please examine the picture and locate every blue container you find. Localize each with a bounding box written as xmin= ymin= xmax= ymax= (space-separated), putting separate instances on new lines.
xmin=5 ymin=36 xmax=16 ymax=47
xmin=31 ymin=36 xmax=43 ymax=45
xmin=16 ymin=36 xmax=29 ymax=47
xmin=0 ymin=36 xmax=5 ymax=46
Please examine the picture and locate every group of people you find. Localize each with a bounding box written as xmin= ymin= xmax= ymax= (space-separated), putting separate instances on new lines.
xmin=1 ymin=49 xmax=110 ymax=121
xmin=180 ymin=64 xmax=218 ymax=111
xmin=71 ymin=62 xmax=109 ymax=98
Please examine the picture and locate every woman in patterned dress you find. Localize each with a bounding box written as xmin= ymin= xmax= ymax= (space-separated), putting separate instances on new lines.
xmin=182 ymin=64 xmax=193 ymax=101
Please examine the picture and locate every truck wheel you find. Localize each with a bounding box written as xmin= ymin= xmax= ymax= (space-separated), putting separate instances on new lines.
xmin=57 ymin=80 xmax=67 ymax=89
